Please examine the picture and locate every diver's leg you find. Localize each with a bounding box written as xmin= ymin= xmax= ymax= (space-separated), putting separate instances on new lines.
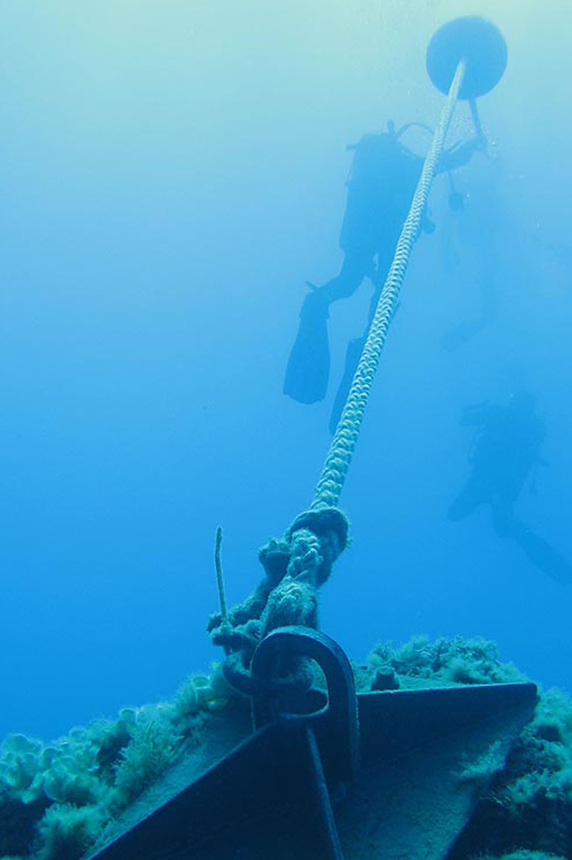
xmin=490 ymin=497 xmax=572 ymax=582
xmin=447 ymin=477 xmax=486 ymax=522
xmin=328 ymin=245 xmax=397 ymax=432
xmin=367 ymin=241 xmax=398 ymax=319
xmin=510 ymin=520 xmax=572 ymax=584
xmin=490 ymin=498 xmax=517 ymax=539
xmin=328 ymin=270 xmax=380 ymax=432
xmin=319 ymin=250 xmax=373 ymax=303
xmin=284 ymin=251 xmax=372 ymax=405
xmin=329 ymin=334 xmax=365 ymax=433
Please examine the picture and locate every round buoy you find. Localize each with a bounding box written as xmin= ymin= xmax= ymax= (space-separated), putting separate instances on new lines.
xmin=426 ymin=16 xmax=507 ymax=100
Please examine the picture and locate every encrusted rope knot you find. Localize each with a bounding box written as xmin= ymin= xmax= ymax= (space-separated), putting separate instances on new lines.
xmin=207 ymin=507 xmax=349 ymax=694
xmin=285 ymin=507 xmax=349 ymax=585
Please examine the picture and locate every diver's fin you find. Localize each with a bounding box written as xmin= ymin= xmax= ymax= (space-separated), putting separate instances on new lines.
xmin=514 ymin=525 xmax=572 ymax=584
xmin=329 ymin=335 xmax=366 ymax=434
xmin=283 ymin=290 xmax=331 ymax=404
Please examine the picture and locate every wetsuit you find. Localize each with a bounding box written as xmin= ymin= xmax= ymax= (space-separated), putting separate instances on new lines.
xmin=284 ymin=130 xmax=482 ymax=414
xmin=449 ymin=396 xmax=572 ymax=583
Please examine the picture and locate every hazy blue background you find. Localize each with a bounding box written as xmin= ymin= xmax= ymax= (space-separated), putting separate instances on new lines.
xmin=1 ymin=0 xmax=571 ymax=744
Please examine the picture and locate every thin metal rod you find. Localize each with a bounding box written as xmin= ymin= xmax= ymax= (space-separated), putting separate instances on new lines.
xmin=469 ymin=98 xmax=483 ymax=138
xmin=214 ymin=525 xmax=228 ymax=623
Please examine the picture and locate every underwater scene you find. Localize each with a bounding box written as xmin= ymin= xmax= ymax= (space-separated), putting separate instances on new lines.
xmin=1 ymin=1 xmax=572 ymax=858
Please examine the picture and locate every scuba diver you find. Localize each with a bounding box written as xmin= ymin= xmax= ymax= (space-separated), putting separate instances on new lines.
xmin=283 ymin=118 xmax=485 ymax=433
xmin=448 ymin=391 xmax=572 ymax=584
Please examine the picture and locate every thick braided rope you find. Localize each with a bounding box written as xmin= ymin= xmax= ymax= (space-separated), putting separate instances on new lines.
xmin=311 ymin=62 xmax=466 ymax=511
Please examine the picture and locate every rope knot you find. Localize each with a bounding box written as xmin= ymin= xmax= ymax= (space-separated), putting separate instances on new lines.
xmin=287 ymin=507 xmax=349 ymax=585
xmin=208 ymin=507 xmax=349 ymax=694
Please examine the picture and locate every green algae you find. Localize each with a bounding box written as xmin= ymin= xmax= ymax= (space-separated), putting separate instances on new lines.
xmin=2 ymin=638 xmax=572 ymax=860
xmin=0 ymin=668 xmax=233 ymax=860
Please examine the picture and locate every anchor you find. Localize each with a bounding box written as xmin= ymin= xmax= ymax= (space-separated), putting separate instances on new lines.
xmin=88 ymin=627 xmax=536 ymax=860
xmin=87 ymin=17 xmax=538 ymax=860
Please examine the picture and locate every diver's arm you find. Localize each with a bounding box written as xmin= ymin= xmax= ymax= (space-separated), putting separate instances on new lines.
xmin=438 ymin=135 xmax=485 ymax=173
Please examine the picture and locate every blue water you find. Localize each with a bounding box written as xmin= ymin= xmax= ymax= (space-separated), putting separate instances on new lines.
xmin=1 ymin=0 xmax=571 ymax=745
